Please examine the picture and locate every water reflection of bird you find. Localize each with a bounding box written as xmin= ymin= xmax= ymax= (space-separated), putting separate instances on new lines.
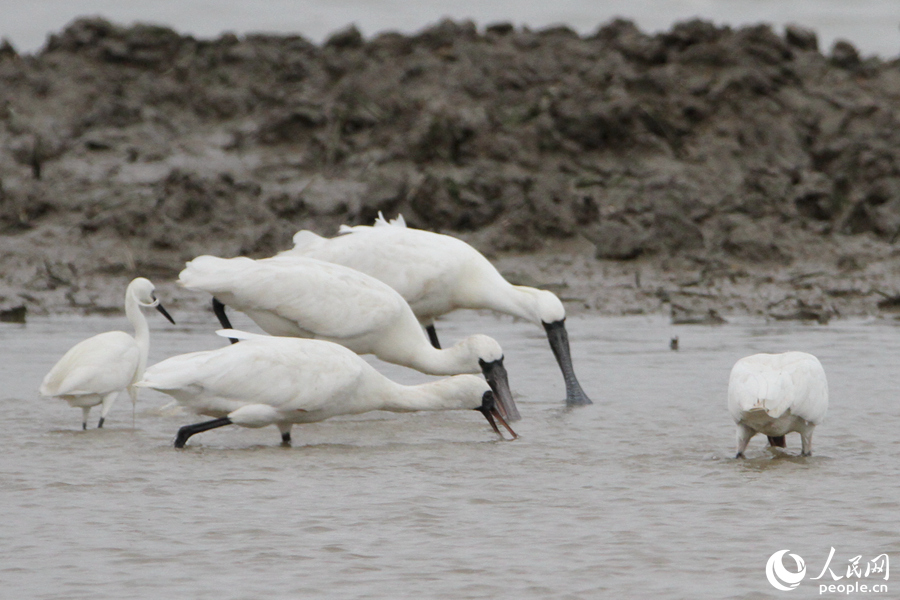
xmin=137 ymin=332 xmax=517 ymax=448
xmin=280 ymin=212 xmax=592 ymax=407
xmin=39 ymin=278 xmax=175 ymax=429
xmin=727 ymin=351 xmax=828 ymax=458
xmin=178 ymin=254 xmax=519 ymax=421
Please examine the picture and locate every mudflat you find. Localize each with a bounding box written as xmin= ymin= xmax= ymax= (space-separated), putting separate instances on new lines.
xmin=2 ymin=17 xmax=900 ymax=323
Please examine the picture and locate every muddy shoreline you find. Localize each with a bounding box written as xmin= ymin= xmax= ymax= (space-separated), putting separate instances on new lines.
xmin=3 ymin=17 xmax=900 ymax=323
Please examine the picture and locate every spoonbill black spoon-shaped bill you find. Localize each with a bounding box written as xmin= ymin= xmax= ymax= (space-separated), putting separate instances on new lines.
xmin=279 ymin=212 xmax=592 ymax=407
xmin=178 ymin=254 xmax=520 ymax=421
xmin=135 ymin=332 xmax=517 ymax=448
xmin=727 ymin=351 xmax=828 ymax=458
xmin=39 ymin=277 xmax=175 ymax=430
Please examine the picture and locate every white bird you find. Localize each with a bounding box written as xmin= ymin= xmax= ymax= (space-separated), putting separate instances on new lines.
xmin=178 ymin=254 xmax=519 ymax=421
xmin=279 ymin=212 xmax=592 ymax=406
xmin=39 ymin=277 xmax=175 ymax=429
xmin=727 ymin=351 xmax=828 ymax=458
xmin=136 ymin=331 xmax=517 ymax=447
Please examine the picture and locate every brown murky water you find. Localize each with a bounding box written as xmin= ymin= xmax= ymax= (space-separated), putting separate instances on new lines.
xmin=2 ymin=311 xmax=898 ymax=599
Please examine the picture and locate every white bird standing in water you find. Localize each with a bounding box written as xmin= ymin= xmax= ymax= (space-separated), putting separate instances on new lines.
xmin=39 ymin=277 xmax=175 ymax=429
xmin=727 ymin=351 xmax=828 ymax=458
xmin=178 ymin=254 xmax=519 ymax=421
xmin=136 ymin=332 xmax=517 ymax=448
xmin=279 ymin=213 xmax=592 ymax=407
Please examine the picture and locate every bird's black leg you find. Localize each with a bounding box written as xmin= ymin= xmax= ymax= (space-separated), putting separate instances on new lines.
xmin=426 ymin=324 xmax=441 ymax=349
xmin=281 ymin=431 xmax=291 ymax=445
xmin=212 ymin=298 xmax=239 ymax=344
xmin=98 ymin=417 xmax=105 ymax=428
xmin=175 ymin=417 xmax=232 ymax=448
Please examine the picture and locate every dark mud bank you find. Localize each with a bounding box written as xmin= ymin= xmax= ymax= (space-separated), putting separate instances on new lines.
xmin=3 ymin=17 xmax=900 ymax=322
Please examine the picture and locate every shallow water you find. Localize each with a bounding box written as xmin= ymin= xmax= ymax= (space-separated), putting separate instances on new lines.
xmin=2 ymin=311 xmax=898 ymax=599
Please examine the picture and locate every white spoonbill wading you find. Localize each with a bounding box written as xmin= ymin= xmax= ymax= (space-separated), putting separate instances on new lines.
xmin=178 ymin=254 xmax=519 ymax=421
xmin=280 ymin=213 xmax=592 ymax=407
xmin=39 ymin=277 xmax=175 ymax=429
xmin=136 ymin=332 xmax=517 ymax=448
xmin=727 ymin=351 xmax=828 ymax=458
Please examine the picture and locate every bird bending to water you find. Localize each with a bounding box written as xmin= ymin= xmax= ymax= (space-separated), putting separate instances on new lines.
xmin=178 ymin=254 xmax=519 ymax=421
xmin=727 ymin=351 xmax=828 ymax=458
xmin=136 ymin=332 xmax=517 ymax=448
xmin=280 ymin=212 xmax=592 ymax=407
xmin=39 ymin=277 xmax=175 ymax=429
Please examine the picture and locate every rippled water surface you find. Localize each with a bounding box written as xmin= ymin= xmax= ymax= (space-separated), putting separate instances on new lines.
xmin=2 ymin=312 xmax=898 ymax=599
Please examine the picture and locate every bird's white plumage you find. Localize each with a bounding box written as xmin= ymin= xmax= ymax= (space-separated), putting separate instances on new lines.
xmin=178 ymin=254 xmax=504 ymax=376
xmin=727 ymin=351 xmax=828 ymax=456
xmin=281 ymin=212 xmax=591 ymax=408
xmin=181 ymin=255 xmax=407 ymax=341
xmin=137 ymin=335 xmax=495 ymax=444
xmin=39 ymin=277 xmax=169 ymax=428
xmin=139 ymin=336 xmax=366 ymax=418
xmin=40 ymin=331 xmax=140 ymax=398
xmin=283 ymin=212 xmax=566 ymax=326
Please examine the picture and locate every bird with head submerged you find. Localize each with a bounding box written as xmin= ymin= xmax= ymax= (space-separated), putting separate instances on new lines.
xmin=727 ymin=351 xmax=828 ymax=458
xmin=39 ymin=277 xmax=175 ymax=429
xmin=136 ymin=331 xmax=517 ymax=448
xmin=178 ymin=254 xmax=519 ymax=422
xmin=279 ymin=212 xmax=591 ymax=407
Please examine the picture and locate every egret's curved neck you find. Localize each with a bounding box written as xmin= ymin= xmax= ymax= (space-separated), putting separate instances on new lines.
xmin=125 ymin=292 xmax=151 ymax=378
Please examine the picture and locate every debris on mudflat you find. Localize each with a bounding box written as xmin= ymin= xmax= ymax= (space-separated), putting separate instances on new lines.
xmin=875 ymin=294 xmax=900 ymax=312
xmin=0 ymin=304 xmax=26 ymax=323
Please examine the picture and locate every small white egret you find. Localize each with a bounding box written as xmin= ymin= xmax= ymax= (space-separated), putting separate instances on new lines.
xmin=727 ymin=351 xmax=828 ymax=458
xmin=39 ymin=277 xmax=175 ymax=429
xmin=280 ymin=212 xmax=591 ymax=406
xmin=178 ymin=254 xmax=519 ymax=421
xmin=136 ymin=332 xmax=517 ymax=448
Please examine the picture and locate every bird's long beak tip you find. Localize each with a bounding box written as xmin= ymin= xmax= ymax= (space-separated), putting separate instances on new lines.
xmin=156 ymin=303 xmax=176 ymax=325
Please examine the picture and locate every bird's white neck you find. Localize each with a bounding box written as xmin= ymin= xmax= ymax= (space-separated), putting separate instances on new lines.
xmin=484 ymin=284 xmax=546 ymax=324
xmin=124 ymin=291 xmax=151 ymax=381
xmin=461 ymin=277 xmax=561 ymax=326
xmin=374 ymin=377 xmax=481 ymax=413
xmin=400 ymin=341 xmax=480 ymax=376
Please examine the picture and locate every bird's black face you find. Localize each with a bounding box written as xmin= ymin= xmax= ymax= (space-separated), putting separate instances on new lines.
xmin=478 ymin=357 xmax=521 ymax=422
xmin=474 ymin=390 xmax=517 ymax=440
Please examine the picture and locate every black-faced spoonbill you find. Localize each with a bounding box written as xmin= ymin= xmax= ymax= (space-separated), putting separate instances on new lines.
xmin=280 ymin=213 xmax=592 ymax=407
xmin=136 ymin=332 xmax=517 ymax=448
xmin=178 ymin=254 xmax=520 ymax=421
xmin=727 ymin=351 xmax=828 ymax=458
xmin=39 ymin=277 xmax=175 ymax=429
